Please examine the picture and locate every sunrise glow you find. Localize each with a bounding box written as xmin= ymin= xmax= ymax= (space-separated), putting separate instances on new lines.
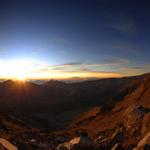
xmin=0 ymin=58 xmax=125 ymax=80
xmin=0 ymin=59 xmax=34 ymax=80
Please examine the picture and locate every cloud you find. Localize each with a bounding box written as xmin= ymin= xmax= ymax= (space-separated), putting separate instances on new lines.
xmin=107 ymin=15 xmax=137 ymax=35
xmin=62 ymin=62 xmax=83 ymax=66
xmin=62 ymin=67 xmax=122 ymax=74
xmin=129 ymin=66 xmax=146 ymax=69
xmin=50 ymin=62 xmax=84 ymax=70
xmin=0 ymin=58 xmax=148 ymax=80
xmin=19 ymin=59 xmax=126 ymax=79
xmin=118 ymin=64 xmax=150 ymax=76
xmin=48 ymin=58 xmax=129 ymax=72
xmin=32 ymin=58 xmax=130 ymax=79
xmin=30 ymin=66 xmax=124 ymax=79
xmin=98 ymin=58 xmax=129 ymax=65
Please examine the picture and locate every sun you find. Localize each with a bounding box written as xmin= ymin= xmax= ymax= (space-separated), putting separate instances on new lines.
xmin=0 ymin=59 xmax=51 ymax=80
xmin=17 ymin=74 xmax=26 ymax=81
xmin=1 ymin=59 xmax=31 ymax=81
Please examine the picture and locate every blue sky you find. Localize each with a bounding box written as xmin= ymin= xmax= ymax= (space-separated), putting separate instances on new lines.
xmin=0 ymin=0 xmax=149 ymax=79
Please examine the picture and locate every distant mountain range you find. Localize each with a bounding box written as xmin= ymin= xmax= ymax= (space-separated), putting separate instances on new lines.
xmin=0 ymin=74 xmax=146 ymax=128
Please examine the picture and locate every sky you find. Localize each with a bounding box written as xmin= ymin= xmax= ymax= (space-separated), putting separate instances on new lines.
xmin=0 ymin=0 xmax=150 ymax=80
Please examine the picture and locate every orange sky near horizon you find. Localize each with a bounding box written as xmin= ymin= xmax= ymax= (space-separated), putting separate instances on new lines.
xmin=0 ymin=58 xmax=148 ymax=81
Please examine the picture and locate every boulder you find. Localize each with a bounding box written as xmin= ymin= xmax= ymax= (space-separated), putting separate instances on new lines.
xmin=123 ymin=105 xmax=149 ymax=135
xmin=136 ymin=132 xmax=150 ymax=149
xmin=56 ymin=135 xmax=92 ymax=150
xmin=0 ymin=138 xmax=18 ymax=150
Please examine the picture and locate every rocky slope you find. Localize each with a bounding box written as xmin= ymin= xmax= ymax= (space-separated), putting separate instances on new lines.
xmin=65 ymin=73 xmax=150 ymax=149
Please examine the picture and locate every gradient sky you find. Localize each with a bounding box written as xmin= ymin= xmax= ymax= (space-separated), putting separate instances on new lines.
xmin=0 ymin=0 xmax=150 ymax=80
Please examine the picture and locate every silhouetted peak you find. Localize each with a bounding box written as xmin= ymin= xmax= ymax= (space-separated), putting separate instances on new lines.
xmin=3 ymin=80 xmax=16 ymax=86
xmin=44 ymin=79 xmax=66 ymax=87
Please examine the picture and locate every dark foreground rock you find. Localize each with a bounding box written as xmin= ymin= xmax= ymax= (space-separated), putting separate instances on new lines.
xmin=0 ymin=138 xmax=17 ymax=150
xmin=56 ymin=134 xmax=92 ymax=150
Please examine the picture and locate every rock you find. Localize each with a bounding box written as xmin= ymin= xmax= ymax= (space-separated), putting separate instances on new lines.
xmin=94 ymin=135 xmax=104 ymax=143
xmin=111 ymin=129 xmax=124 ymax=143
xmin=55 ymin=136 xmax=69 ymax=143
xmin=56 ymin=135 xmax=92 ymax=150
xmin=94 ymin=128 xmax=124 ymax=150
xmin=56 ymin=143 xmax=69 ymax=150
xmin=0 ymin=144 xmax=5 ymax=150
xmin=123 ymin=105 xmax=149 ymax=136
xmin=70 ymin=136 xmax=91 ymax=146
xmin=136 ymin=132 xmax=150 ymax=149
xmin=0 ymin=138 xmax=18 ymax=150
xmin=111 ymin=143 xmax=119 ymax=150
xmin=30 ymin=139 xmax=36 ymax=142
xmin=94 ymin=138 xmax=110 ymax=149
xmin=142 ymin=113 xmax=150 ymax=135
